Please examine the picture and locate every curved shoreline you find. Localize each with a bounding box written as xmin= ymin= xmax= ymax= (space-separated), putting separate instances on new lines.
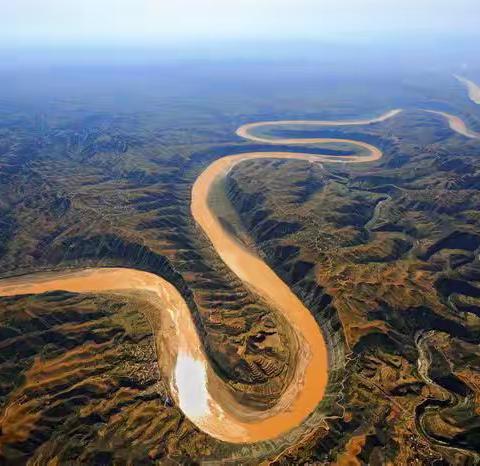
xmin=0 ymin=110 xmax=401 ymax=443
xmin=455 ymin=75 xmax=480 ymax=105
xmin=426 ymin=110 xmax=480 ymax=139
xmin=236 ymin=109 xmax=403 ymax=144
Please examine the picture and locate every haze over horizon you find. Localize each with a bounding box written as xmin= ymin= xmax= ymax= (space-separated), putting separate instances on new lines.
xmin=2 ymin=0 xmax=480 ymax=49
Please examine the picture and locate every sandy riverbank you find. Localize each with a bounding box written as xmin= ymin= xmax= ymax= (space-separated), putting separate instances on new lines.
xmin=0 ymin=109 xmax=402 ymax=443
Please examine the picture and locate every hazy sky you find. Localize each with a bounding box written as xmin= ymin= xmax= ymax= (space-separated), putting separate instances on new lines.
xmin=2 ymin=0 xmax=480 ymax=47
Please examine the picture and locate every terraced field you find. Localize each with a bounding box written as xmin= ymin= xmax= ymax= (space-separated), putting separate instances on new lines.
xmin=225 ymin=107 xmax=480 ymax=463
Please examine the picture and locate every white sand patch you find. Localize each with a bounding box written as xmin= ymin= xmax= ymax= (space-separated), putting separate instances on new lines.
xmin=174 ymin=353 xmax=210 ymax=420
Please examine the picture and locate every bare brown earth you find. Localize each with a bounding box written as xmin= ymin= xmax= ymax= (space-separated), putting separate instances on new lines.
xmin=225 ymin=111 xmax=480 ymax=463
xmin=0 ymin=112 xmax=399 ymax=445
xmin=0 ymin=291 xmax=218 ymax=463
xmin=0 ymin=268 xmax=295 ymax=443
xmin=1 ymin=104 xmax=479 ymax=463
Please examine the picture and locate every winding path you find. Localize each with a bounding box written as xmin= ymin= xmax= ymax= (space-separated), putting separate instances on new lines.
xmin=0 ymin=107 xmax=477 ymax=443
xmin=414 ymin=331 xmax=480 ymax=462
